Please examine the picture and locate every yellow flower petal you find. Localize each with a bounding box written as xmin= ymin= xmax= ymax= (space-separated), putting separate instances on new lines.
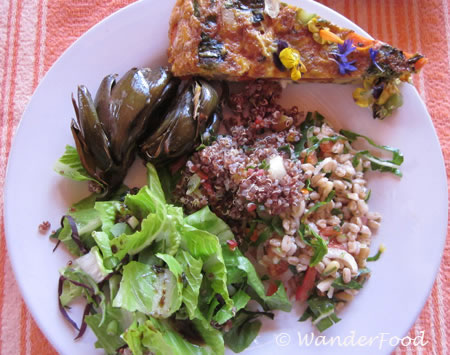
xmin=279 ymin=48 xmax=300 ymax=69
xmin=291 ymin=67 xmax=302 ymax=81
xmin=299 ymin=61 xmax=307 ymax=73
xmin=363 ymin=77 xmax=375 ymax=90
xmin=352 ymin=88 xmax=372 ymax=107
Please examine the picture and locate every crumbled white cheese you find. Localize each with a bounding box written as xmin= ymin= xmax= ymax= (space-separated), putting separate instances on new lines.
xmin=326 ymin=248 xmax=358 ymax=274
xmin=269 ymin=155 xmax=287 ymax=180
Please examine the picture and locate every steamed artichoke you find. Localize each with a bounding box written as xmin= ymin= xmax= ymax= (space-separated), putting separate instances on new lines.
xmin=71 ymin=67 xmax=178 ymax=193
xmin=139 ymin=79 xmax=222 ymax=164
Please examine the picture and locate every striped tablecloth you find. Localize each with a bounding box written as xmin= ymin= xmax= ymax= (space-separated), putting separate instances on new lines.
xmin=0 ymin=0 xmax=448 ymax=354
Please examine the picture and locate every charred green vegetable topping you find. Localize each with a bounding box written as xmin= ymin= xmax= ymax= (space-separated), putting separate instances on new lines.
xmin=198 ymin=33 xmax=227 ymax=67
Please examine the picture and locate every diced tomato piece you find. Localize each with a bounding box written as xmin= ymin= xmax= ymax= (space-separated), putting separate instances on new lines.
xmin=320 ymin=226 xmax=339 ymax=238
xmin=227 ymin=240 xmax=238 ymax=251
xmin=203 ymin=182 xmax=214 ymax=195
xmin=295 ymin=267 xmax=317 ymax=302
xmin=247 ymin=203 xmax=257 ymax=213
xmin=196 ymin=170 xmax=208 ymax=180
xmin=268 ymin=260 xmax=289 ymax=277
xmin=328 ymin=240 xmax=346 ymax=250
xmin=306 ymin=152 xmax=318 ymax=165
xmin=250 ymin=229 xmax=259 ymax=242
xmin=319 ymin=141 xmax=334 ymax=153
xmin=266 ymin=282 xmax=278 ymax=297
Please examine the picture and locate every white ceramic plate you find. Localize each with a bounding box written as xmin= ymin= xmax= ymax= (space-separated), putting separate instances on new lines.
xmin=4 ymin=1 xmax=447 ymax=354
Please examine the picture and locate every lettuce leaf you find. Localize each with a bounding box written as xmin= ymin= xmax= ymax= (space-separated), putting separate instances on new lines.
xmin=184 ymin=206 xmax=234 ymax=244
xmin=192 ymin=310 xmax=225 ymax=354
xmin=180 ymin=225 xmax=233 ymax=316
xmin=84 ymin=304 xmax=132 ymax=354
xmin=94 ymin=201 xmax=123 ymax=237
xmin=213 ymin=289 xmax=251 ymax=324
xmin=223 ymin=311 xmax=262 ymax=353
xmin=74 ymin=246 xmax=112 ymax=283
xmin=123 ymin=318 xmax=213 ymax=355
xmin=146 ymin=163 xmax=166 ymax=204
xmin=112 ymin=261 xmax=182 ymax=318
xmin=222 ymin=248 xmax=291 ymax=312
xmin=56 ymin=194 xmax=101 ymax=256
xmin=175 ymin=250 xmax=203 ymax=319
xmin=54 ymin=145 xmax=100 ymax=184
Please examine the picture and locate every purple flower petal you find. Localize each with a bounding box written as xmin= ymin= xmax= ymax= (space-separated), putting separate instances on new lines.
xmin=332 ymin=40 xmax=358 ymax=75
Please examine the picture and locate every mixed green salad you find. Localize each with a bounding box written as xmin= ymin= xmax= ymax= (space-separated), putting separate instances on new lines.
xmin=51 ymin=158 xmax=292 ymax=354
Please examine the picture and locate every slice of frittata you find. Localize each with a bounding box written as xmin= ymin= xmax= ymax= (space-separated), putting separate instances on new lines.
xmin=168 ymin=0 xmax=426 ymax=119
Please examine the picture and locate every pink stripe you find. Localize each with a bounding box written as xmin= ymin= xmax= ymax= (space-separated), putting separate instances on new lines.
xmin=0 ymin=0 xmax=16 ymax=349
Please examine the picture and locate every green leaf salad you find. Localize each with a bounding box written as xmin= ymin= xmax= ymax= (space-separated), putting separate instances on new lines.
xmin=53 ymin=163 xmax=291 ymax=354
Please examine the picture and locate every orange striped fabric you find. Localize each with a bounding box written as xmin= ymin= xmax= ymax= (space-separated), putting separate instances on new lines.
xmin=0 ymin=0 xmax=448 ymax=354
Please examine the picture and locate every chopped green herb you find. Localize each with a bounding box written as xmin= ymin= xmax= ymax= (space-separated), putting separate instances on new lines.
xmin=365 ymin=189 xmax=372 ymax=202
xmin=294 ymin=111 xmax=325 ymax=157
xmin=304 ymin=190 xmax=335 ymax=216
xmin=253 ymin=227 xmax=272 ymax=246
xmin=196 ymin=143 xmax=206 ymax=151
xmin=259 ymin=159 xmax=269 ymax=170
xmin=331 ymin=208 xmax=343 ymax=216
xmin=304 ymin=135 xmax=344 ymax=156
xmin=340 ymin=129 xmax=404 ymax=165
xmin=331 ymin=277 xmax=363 ymax=290
xmin=305 ymin=179 xmax=313 ymax=192
xmin=299 ymin=297 xmax=340 ymax=332
xmin=353 ymin=150 xmax=403 ymax=177
xmin=271 ymin=216 xmax=284 ymax=237
xmin=278 ymin=144 xmax=291 ymax=155
xmin=367 ymin=244 xmax=385 ymax=262
xmin=298 ymin=224 xmax=328 ymax=266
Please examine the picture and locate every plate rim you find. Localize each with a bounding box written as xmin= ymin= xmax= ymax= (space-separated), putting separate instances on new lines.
xmin=3 ymin=0 xmax=448 ymax=354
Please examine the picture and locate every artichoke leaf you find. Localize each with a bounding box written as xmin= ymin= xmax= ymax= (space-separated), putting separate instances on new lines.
xmin=109 ymin=68 xmax=151 ymax=162
xmin=164 ymin=86 xmax=197 ymax=157
xmin=94 ymin=74 xmax=117 ymax=141
xmin=194 ymin=80 xmax=219 ymax=137
xmin=75 ymin=86 xmax=112 ymax=172
xmin=126 ymin=68 xmax=179 ymax=150
xmin=70 ymin=119 xmax=106 ymax=185
xmin=201 ymin=110 xmax=222 ymax=146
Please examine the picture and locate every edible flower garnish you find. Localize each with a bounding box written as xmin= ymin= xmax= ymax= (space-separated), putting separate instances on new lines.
xmin=331 ymin=39 xmax=357 ymax=75
xmin=352 ymin=78 xmax=374 ymax=107
xmin=318 ymin=28 xmax=344 ymax=45
xmin=369 ymin=48 xmax=383 ymax=72
xmin=353 ymin=76 xmax=403 ymax=118
xmin=307 ymin=17 xmax=335 ymax=44
xmin=279 ymin=47 xmax=307 ymax=80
